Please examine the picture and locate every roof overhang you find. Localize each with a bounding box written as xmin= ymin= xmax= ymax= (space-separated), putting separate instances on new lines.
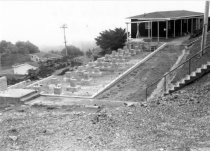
xmin=127 ymin=15 xmax=204 ymax=21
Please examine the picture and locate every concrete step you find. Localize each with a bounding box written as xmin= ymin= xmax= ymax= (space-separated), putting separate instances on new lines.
xmin=166 ymin=61 xmax=210 ymax=95
xmin=20 ymin=92 xmax=40 ymax=102
xmin=201 ymin=64 xmax=208 ymax=70
xmin=196 ymin=67 xmax=202 ymax=73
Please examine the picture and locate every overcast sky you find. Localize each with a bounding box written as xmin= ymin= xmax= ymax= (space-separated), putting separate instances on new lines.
xmin=0 ymin=0 xmax=208 ymax=49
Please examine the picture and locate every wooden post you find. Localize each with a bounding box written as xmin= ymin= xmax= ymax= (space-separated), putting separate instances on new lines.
xmin=187 ymin=19 xmax=188 ymax=33
xmin=191 ymin=18 xmax=193 ymax=33
xmin=151 ymin=21 xmax=153 ymax=39
xmin=136 ymin=23 xmax=140 ymax=38
xmin=166 ymin=21 xmax=168 ymax=39
xmin=181 ymin=19 xmax=182 ymax=36
xmin=148 ymin=22 xmax=150 ymax=38
xmin=174 ymin=20 xmax=176 ymax=37
xmin=157 ymin=21 xmax=159 ymax=42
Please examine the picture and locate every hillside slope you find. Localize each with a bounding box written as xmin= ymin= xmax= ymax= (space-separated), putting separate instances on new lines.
xmin=0 ymin=73 xmax=209 ymax=151
xmin=172 ymin=32 xmax=210 ymax=84
xmin=98 ymin=44 xmax=184 ymax=102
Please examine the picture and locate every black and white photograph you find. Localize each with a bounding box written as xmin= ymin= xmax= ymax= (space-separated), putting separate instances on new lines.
xmin=0 ymin=0 xmax=210 ymax=150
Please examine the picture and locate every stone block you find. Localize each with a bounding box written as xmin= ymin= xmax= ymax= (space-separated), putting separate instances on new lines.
xmin=66 ymin=85 xmax=80 ymax=93
xmin=54 ymin=86 xmax=62 ymax=95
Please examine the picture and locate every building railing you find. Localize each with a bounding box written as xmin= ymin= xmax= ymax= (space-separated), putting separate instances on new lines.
xmin=145 ymin=44 xmax=210 ymax=101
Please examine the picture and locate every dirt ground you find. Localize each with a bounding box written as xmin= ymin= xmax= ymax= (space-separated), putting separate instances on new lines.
xmin=0 ymin=73 xmax=210 ymax=151
xmin=1 ymin=37 xmax=210 ymax=150
xmin=97 ymin=44 xmax=184 ymax=102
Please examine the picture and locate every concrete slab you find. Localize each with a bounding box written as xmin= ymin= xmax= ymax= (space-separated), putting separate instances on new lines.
xmin=0 ymin=89 xmax=35 ymax=98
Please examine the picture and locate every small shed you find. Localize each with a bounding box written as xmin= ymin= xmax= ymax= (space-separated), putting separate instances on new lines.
xmin=12 ymin=63 xmax=38 ymax=75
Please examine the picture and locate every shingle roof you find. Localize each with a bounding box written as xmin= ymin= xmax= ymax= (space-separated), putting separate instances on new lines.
xmin=127 ymin=10 xmax=203 ymax=20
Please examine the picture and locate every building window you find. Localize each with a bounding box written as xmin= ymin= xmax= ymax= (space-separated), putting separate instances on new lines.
xmin=145 ymin=22 xmax=151 ymax=29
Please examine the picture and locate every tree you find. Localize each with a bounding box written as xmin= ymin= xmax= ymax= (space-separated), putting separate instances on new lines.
xmin=61 ymin=45 xmax=84 ymax=58
xmin=85 ymin=49 xmax=93 ymax=58
xmin=27 ymin=69 xmax=39 ymax=80
xmin=0 ymin=40 xmax=18 ymax=54
xmin=95 ymin=28 xmax=127 ymax=55
xmin=15 ymin=41 xmax=40 ymax=54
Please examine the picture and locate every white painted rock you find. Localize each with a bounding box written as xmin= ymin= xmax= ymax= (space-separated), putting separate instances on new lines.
xmin=9 ymin=135 xmax=18 ymax=141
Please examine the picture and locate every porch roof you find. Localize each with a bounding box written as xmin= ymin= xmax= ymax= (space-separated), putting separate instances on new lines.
xmin=127 ymin=10 xmax=203 ymax=20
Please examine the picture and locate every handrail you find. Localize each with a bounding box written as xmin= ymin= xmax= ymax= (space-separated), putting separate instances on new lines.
xmin=165 ymin=44 xmax=210 ymax=77
xmin=146 ymin=43 xmax=210 ymax=101
xmin=164 ymin=44 xmax=210 ymax=76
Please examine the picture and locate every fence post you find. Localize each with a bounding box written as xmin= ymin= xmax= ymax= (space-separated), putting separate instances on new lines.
xmin=189 ymin=58 xmax=191 ymax=75
xmin=164 ymin=75 xmax=167 ymax=93
xmin=145 ymin=87 xmax=147 ymax=101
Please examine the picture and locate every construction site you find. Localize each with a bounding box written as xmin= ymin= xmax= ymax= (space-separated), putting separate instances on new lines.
xmin=0 ymin=1 xmax=210 ymax=151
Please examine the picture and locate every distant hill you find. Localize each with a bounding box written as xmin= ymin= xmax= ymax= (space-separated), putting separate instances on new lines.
xmin=39 ymin=40 xmax=96 ymax=52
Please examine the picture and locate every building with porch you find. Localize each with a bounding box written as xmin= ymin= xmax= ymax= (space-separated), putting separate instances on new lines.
xmin=126 ymin=10 xmax=208 ymax=41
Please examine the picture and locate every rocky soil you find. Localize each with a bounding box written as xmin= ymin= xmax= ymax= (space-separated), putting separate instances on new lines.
xmin=0 ymin=73 xmax=209 ymax=151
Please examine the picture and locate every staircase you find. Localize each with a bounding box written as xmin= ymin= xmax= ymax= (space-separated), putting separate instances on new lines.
xmin=19 ymin=91 xmax=40 ymax=102
xmin=165 ymin=61 xmax=210 ymax=95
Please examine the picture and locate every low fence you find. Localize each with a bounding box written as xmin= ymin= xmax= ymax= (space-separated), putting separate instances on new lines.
xmin=26 ymin=75 xmax=54 ymax=88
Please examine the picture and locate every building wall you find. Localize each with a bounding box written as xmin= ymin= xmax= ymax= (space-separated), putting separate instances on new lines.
xmin=0 ymin=76 xmax=7 ymax=91
xmin=30 ymin=55 xmax=40 ymax=62
xmin=131 ymin=17 xmax=204 ymax=39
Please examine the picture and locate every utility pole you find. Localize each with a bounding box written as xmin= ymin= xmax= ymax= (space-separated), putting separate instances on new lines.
xmin=126 ymin=22 xmax=129 ymax=49
xmin=201 ymin=1 xmax=209 ymax=53
xmin=0 ymin=54 xmax=2 ymax=72
xmin=60 ymin=24 xmax=68 ymax=56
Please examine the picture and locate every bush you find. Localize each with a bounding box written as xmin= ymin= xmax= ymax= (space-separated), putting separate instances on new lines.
xmin=57 ymin=68 xmax=70 ymax=76
xmin=61 ymin=45 xmax=84 ymax=58
xmin=95 ymin=28 xmax=127 ymax=55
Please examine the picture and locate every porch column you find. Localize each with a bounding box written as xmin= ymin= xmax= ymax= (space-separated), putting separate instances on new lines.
xmin=151 ymin=21 xmax=153 ymax=39
xmin=148 ymin=22 xmax=150 ymax=38
xmin=191 ymin=18 xmax=193 ymax=33
xmin=136 ymin=23 xmax=140 ymax=38
xmin=187 ymin=19 xmax=188 ymax=33
xmin=166 ymin=20 xmax=168 ymax=39
xmin=174 ymin=20 xmax=176 ymax=37
xmin=157 ymin=21 xmax=159 ymax=42
xmin=198 ymin=18 xmax=200 ymax=30
xmin=181 ymin=19 xmax=182 ymax=36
